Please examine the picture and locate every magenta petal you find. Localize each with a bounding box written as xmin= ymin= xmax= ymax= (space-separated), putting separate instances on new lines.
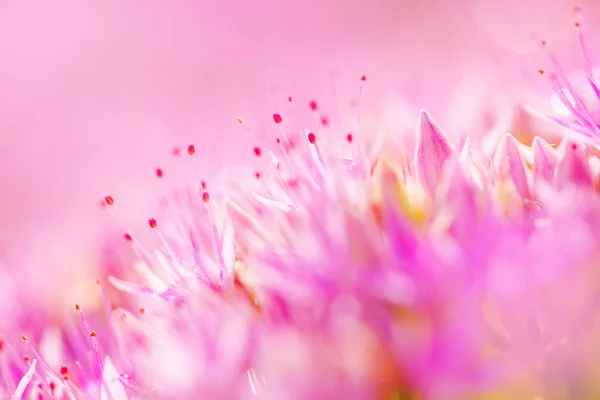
xmin=415 ymin=109 xmax=455 ymax=197
xmin=382 ymin=193 xmax=419 ymax=263
xmin=532 ymin=136 xmax=558 ymax=185
xmin=555 ymin=141 xmax=594 ymax=189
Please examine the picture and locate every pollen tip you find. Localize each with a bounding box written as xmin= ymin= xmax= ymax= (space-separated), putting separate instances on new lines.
xmin=149 ymin=218 xmax=158 ymax=229
xmin=237 ymin=117 xmax=244 ymax=125
xmin=273 ymin=113 xmax=283 ymax=124
xmin=21 ymin=335 xmax=28 ymax=342
xmin=124 ymin=233 xmax=133 ymax=241
xmin=139 ymin=307 xmax=145 ymax=314
xmin=104 ymin=196 xmax=114 ymax=206
xmin=253 ymin=146 xmax=262 ymax=157
xmin=202 ymin=191 xmax=210 ymax=203
xmin=360 ymin=75 xmax=366 ymax=81
xmin=90 ymin=331 xmax=97 ymax=338
xmin=156 ymin=168 xmax=164 ymax=178
xmin=187 ymin=144 xmax=195 ymax=156
xmin=75 ymin=304 xmax=80 ymax=311
xmin=538 ymin=69 xmax=546 ymax=75
xmin=308 ymin=132 xmax=316 ymax=144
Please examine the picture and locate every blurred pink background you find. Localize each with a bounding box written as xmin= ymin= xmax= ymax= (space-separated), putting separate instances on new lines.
xmin=0 ymin=0 xmax=599 ymax=314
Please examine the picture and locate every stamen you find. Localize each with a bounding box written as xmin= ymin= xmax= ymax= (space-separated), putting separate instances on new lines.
xmin=574 ymin=9 xmax=600 ymax=100
xmin=539 ymin=40 xmax=600 ymax=136
xmin=75 ymin=305 xmax=104 ymax=377
xmin=20 ymin=336 xmax=59 ymax=381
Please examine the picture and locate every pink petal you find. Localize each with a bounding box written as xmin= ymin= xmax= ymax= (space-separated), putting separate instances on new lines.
xmin=555 ymin=141 xmax=594 ymax=189
xmin=531 ymin=136 xmax=558 ymax=185
xmin=415 ymin=109 xmax=455 ymax=196
xmin=437 ymin=160 xmax=479 ymax=241
xmin=11 ymin=360 xmax=37 ymax=400
xmin=494 ymin=134 xmax=530 ymax=199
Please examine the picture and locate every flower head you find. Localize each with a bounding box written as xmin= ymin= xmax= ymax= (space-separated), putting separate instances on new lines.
xmin=8 ymin=8 xmax=600 ymax=399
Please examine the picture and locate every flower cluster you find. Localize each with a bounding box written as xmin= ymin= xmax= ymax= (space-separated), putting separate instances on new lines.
xmin=4 ymin=10 xmax=600 ymax=400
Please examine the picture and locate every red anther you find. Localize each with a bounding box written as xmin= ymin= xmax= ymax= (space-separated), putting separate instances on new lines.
xmin=307 ymin=132 xmax=316 ymax=144
xmin=360 ymin=75 xmax=366 ymax=81
xmin=253 ymin=147 xmax=262 ymax=156
xmin=104 ymin=196 xmax=114 ymax=206
xmin=187 ymin=144 xmax=195 ymax=156
xmin=149 ymin=218 xmax=158 ymax=229
xmin=156 ymin=168 xmax=164 ymax=178
xmin=90 ymin=331 xmax=97 ymax=338
xmin=347 ymin=133 xmax=353 ymax=143
xmin=309 ymin=100 xmax=318 ymax=111
xmin=273 ymin=113 xmax=283 ymax=124
xmin=202 ymin=192 xmax=210 ymax=203
xmin=124 ymin=233 xmax=133 ymax=241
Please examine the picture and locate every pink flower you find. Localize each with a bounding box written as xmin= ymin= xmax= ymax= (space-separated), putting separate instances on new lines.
xmin=7 ymin=6 xmax=600 ymax=399
xmin=104 ymin=63 xmax=600 ymax=398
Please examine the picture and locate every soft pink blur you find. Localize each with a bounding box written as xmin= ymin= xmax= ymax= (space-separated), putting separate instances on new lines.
xmin=0 ymin=0 xmax=598 ymax=313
